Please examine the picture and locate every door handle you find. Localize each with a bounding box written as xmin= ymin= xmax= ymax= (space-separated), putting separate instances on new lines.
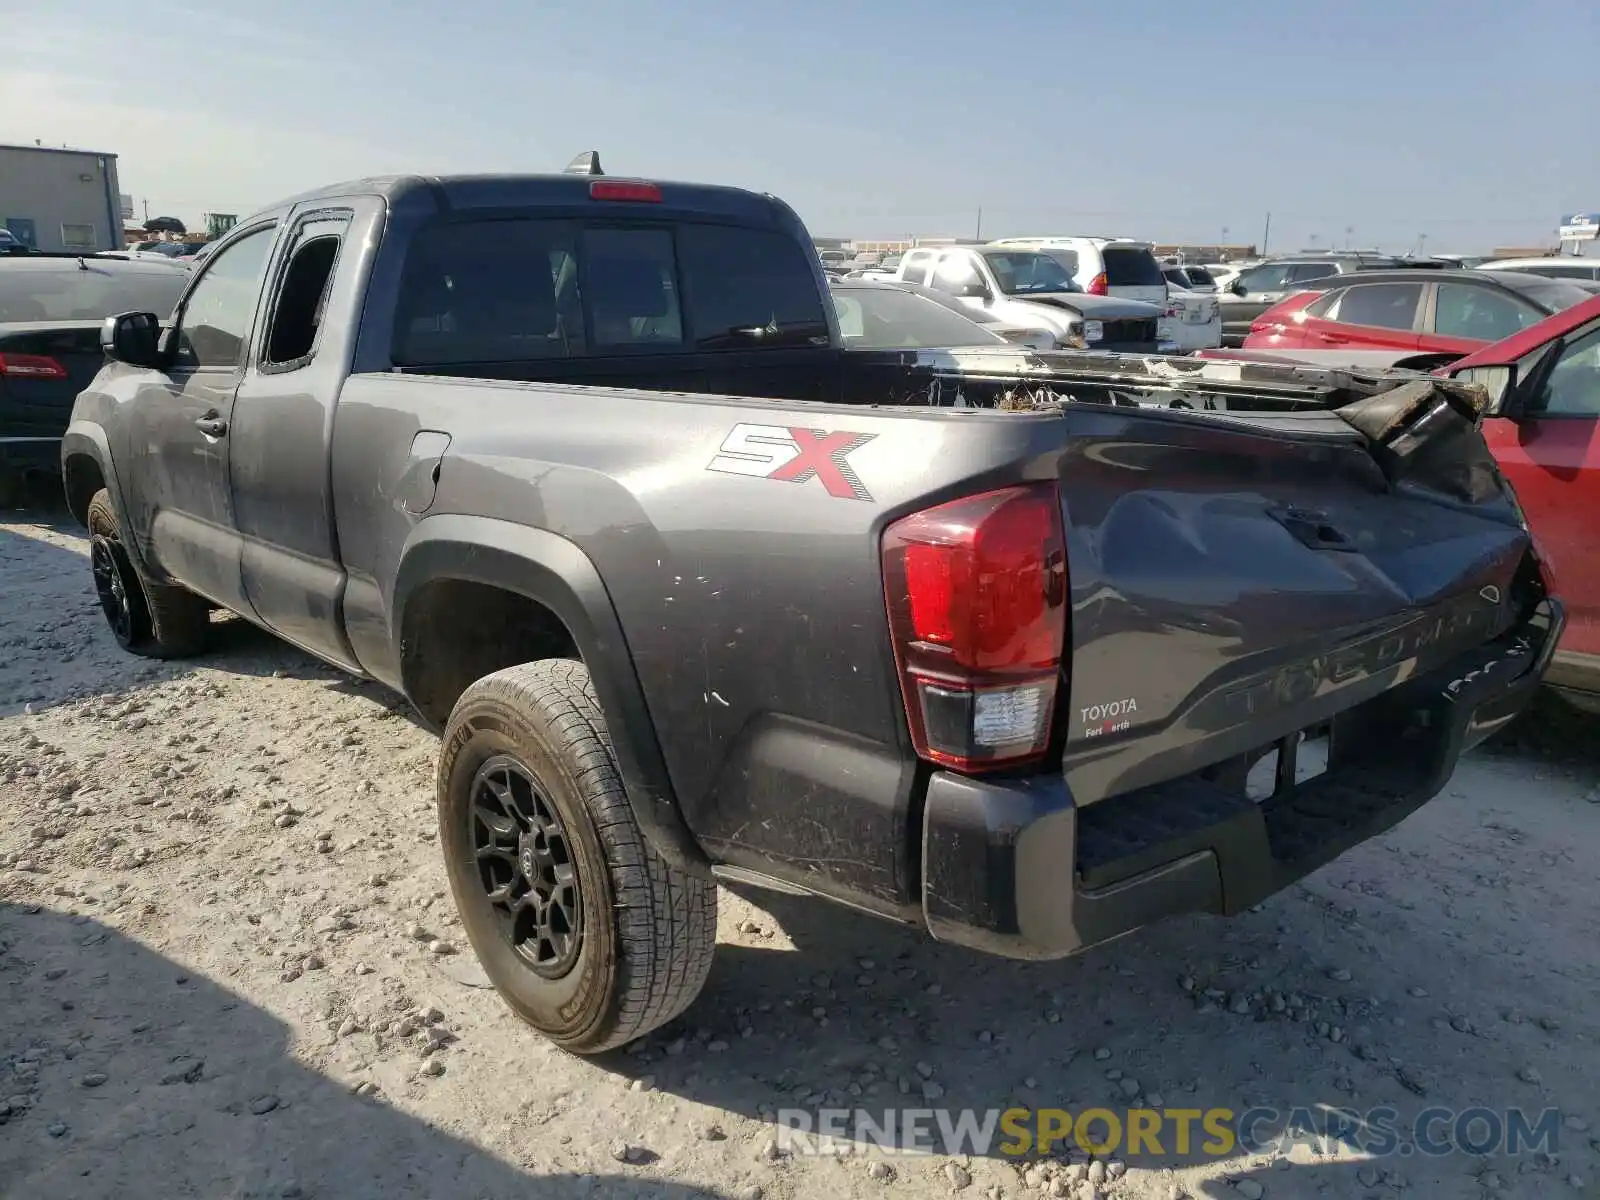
xmin=194 ymin=416 xmax=228 ymax=438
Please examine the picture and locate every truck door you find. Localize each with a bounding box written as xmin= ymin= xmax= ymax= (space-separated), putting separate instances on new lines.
xmin=123 ymin=221 xmax=277 ymax=613
xmin=229 ymin=205 xmax=369 ymax=672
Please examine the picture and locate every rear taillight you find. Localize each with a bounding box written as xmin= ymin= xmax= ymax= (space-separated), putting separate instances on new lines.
xmin=882 ymin=484 xmax=1067 ymax=773
xmin=590 ymin=180 xmax=662 ymax=203
xmin=1087 ymin=272 xmax=1109 ymax=296
xmin=0 ymin=353 xmax=68 ymax=380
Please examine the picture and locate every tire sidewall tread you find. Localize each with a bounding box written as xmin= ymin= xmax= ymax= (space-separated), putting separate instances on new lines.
xmin=438 ymin=659 xmax=716 ymax=1054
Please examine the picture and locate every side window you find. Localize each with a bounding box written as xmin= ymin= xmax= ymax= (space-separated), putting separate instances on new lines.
xmin=262 ymin=212 xmax=351 ymax=370
xmin=393 ymin=219 xmax=581 ymax=366
xmin=582 ymin=228 xmax=682 ymax=350
xmin=1287 ymin=263 xmax=1338 ymax=284
xmin=1237 ymin=264 xmax=1291 ymax=293
xmin=677 ymin=224 xmax=828 ymax=348
xmin=929 ymin=253 xmax=978 ymax=296
xmin=901 ymin=253 xmax=931 ymax=286
xmin=833 ymin=293 xmax=865 ymax=340
xmin=1304 ymin=289 xmax=1343 ymax=318
xmin=1330 ymin=283 xmax=1423 ymax=331
xmin=1539 ymin=325 xmax=1600 ymax=417
xmin=174 ymin=226 xmax=276 ymax=368
xmin=1432 ymin=283 xmax=1540 ymax=343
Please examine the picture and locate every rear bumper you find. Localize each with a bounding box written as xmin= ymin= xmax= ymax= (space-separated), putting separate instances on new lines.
xmin=921 ymin=596 xmax=1564 ymax=960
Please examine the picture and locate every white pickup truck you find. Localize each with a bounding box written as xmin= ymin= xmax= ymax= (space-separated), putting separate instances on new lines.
xmin=891 ymin=245 xmax=1174 ymax=353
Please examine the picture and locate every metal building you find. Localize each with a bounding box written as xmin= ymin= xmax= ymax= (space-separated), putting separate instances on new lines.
xmin=0 ymin=143 xmax=125 ymax=253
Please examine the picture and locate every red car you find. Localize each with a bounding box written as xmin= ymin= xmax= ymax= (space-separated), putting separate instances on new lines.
xmin=1444 ymin=295 xmax=1600 ymax=707
xmin=1199 ymin=294 xmax=1600 ymax=708
xmin=1243 ymin=268 xmax=1594 ymax=361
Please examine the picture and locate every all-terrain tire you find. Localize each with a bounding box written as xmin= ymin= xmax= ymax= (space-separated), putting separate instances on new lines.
xmin=437 ymin=659 xmax=717 ymax=1054
xmin=85 ymin=488 xmax=209 ymax=658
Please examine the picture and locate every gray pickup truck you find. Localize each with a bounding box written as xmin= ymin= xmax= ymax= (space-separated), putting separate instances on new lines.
xmin=63 ymin=161 xmax=1564 ymax=1054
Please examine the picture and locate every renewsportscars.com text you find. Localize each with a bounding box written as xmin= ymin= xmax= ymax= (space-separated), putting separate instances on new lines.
xmin=775 ymin=1105 xmax=1565 ymax=1159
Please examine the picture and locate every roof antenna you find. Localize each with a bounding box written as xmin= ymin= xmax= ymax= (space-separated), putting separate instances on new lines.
xmin=564 ymin=151 xmax=604 ymax=176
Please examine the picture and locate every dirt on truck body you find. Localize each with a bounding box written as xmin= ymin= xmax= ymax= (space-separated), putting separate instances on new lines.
xmin=62 ymin=161 xmax=1563 ymax=1053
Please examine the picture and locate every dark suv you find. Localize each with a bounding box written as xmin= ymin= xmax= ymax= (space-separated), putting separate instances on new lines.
xmin=1219 ymin=255 xmax=1410 ymax=345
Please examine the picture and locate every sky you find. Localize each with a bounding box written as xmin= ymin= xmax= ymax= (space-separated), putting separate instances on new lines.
xmin=2 ymin=0 xmax=1595 ymax=254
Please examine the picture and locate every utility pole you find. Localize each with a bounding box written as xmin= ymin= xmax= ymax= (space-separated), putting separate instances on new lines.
xmin=142 ymin=198 xmax=150 ymax=222
xmin=975 ymin=207 xmax=983 ymax=242
xmin=1261 ymin=212 xmax=1271 ymax=255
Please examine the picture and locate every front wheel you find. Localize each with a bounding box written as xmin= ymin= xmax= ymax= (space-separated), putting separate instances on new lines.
xmin=85 ymin=488 xmax=209 ymax=658
xmin=437 ymin=659 xmax=717 ymax=1054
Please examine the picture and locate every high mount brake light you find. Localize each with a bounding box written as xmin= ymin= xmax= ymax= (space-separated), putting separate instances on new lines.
xmin=882 ymin=484 xmax=1068 ymax=773
xmin=0 ymin=353 xmax=68 ymax=380
xmin=589 ymin=180 xmax=662 ymax=203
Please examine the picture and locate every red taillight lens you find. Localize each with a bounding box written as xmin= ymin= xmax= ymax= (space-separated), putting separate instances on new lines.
xmin=882 ymin=484 xmax=1067 ymax=773
xmin=0 ymin=353 xmax=68 ymax=380
xmin=590 ymin=180 xmax=662 ymax=203
xmin=1087 ymin=272 xmax=1109 ymax=296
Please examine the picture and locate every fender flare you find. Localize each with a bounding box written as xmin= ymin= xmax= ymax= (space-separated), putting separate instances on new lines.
xmin=60 ymin=422 xmax=160 ymax=576
xmin=391 ymin=514 xmax=707 ymax=873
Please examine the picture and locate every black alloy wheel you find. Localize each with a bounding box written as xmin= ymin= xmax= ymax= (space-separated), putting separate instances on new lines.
xmin=470 ymin=754 xmax=583 ymax=978
xmin=90 ymin=533 xmax=136 ymax=648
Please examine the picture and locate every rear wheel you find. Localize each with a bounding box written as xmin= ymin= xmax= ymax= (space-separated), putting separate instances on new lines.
xmin=437 ymin=659 xmax=717 ymax=1054
xmin=85 ymin=488 xmax=209 ymax=658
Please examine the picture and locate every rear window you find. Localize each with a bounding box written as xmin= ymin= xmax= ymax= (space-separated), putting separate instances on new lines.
xmin=1101 ymin=247 xmax=1165 ymax=287
xmin=392 ymin=218 xmax=826 ymax=366
xmin=395 ymin=219 xmax=583 ymax=365
xmin=1512 ymin=279 xmax=1597 ymax=315
xmin=1520 ymin=264 xmax=1600 ymax=281
xmin=0 ymin=263 xmax=189 ymax=322
xmin=677 ymin=224 xmax=829 ymax=347
xmin=1184 ymin=266 xmax=1216 ymax=287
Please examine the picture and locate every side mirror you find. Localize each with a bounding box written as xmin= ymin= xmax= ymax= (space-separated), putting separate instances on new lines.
xmin=1453 ymin=365 xmax=1516 ymax=416
xmin=1456 ymin=340 xmax=1561 ymax=421
xmin=101 ymin=312 xmax=165 ymax=369
xmin=958 ymin=279 xmax=991 ymax=300
xmin=1230 ymin=279 xmax=1247 ymax=296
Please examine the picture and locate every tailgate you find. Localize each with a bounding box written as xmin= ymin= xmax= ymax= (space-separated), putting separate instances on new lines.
xmin=0 ymin=322 xmax=104 ymax=445
xmin=1053 ymin=398 xmax=1533 ymax=806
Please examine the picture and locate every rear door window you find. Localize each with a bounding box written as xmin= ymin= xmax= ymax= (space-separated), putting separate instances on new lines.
xmin=1329 ymin=282 xmax=1424 ymax=331
xmin=1101 ymin=247 xmax=1164 ymax=287
xmin=676 ymin=224 xmax=828 ymax=348
xmin=1431 ymin=282 xmax=1540 ymax=342
xmin=261 ymin=212 xmax=351 ymax=369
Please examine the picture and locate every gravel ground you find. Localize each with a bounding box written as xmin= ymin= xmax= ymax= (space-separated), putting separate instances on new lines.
xmin=2 ymin=501 xmax=1597 ymax=1200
